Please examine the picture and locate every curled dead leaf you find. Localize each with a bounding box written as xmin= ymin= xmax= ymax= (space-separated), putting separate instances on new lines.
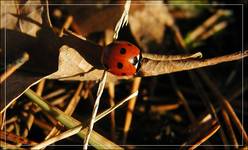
xmin=142 ymin=52 xmax=202 ymax=61
xmin=138 ymin=50 xmax=248 ymax=76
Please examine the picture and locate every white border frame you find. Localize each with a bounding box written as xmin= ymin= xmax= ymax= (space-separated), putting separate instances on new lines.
xmin=1 ymin=1 xmax=245 ymax=148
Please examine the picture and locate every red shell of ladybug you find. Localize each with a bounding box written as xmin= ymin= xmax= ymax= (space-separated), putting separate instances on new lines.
xmin=103 ymin=41 xmax=141 ymax=76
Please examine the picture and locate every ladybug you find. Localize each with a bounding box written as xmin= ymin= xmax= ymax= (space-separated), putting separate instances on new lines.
xmin=102 ymin=41 xmax=142 ymax=76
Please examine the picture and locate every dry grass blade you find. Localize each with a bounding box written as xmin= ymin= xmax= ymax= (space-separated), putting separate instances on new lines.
xmin=32 ymin=90 xmax=138 ymax=149
xmin=31 ymin=125 xmax=82 ymax=149
xmin=84 ymin=71 xmax=107 ymax=149
xmin=95 ymin=91 xmax=138 ymax=122
xmin=123 ymin=77 xmax=141 ymax=144
xmin=113 ymin=0 xmax=131 ymax=39
xmin=41 ymin=0 xmax=52 ymax=27
xmin=45 ymin=82 xmax=83 ymax=140
xmin=84 ymin=1 xmax=131 ymax=148
xmin=24 ymin=89 xmax=122 ymax=149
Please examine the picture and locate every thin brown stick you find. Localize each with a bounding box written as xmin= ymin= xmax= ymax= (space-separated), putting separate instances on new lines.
xmin=0 ymin=112 xmax=6 ymax=130
xmin=123 ymin=77 xmax=142 ymax=144
xmin=33 ymin=118 xmax=52 ymax=131
xmin=6 ymin=124 xmax=14 ymax=132
xmin=150 ymin=103 xmax=181 ymax=112
xmin=0 ymin=113 xmax=2 ymax=130
xmin=14 ymin=122 xmax=20 ymax=136
xmin=170 ymin=75 xmax=196 ymax=123
xmin=180 ymin=118 xmax=219 ymax=149
xmin=36 ymin=79 xmax=46 ymax=96
xmin=22 ymin=113 xmax=34 ymax=138
xmin=0 ymin=140 xmax=24 ymax=149
xmin=190 ymin=123 xmax=220 ymax=150
xmin=0 ymin=52 xmax=29 ymax=84
xmin=222 ymin=109 xmax=239 ymax=148
xmin=229 ymin=80 xmax=248 ymax=101
xmin=199 ymin=21 xmax=228 ymax=41
xmin=3 ymin=116 xmax=17 ymax=126
xmin=59 ymin=15 xmax=73 ymax=37
xmin=170 ymin=20 xmax=231 ymax=147
xmin=198 ymin=70 xmax=248 ymax=145
xmin=45 ymin=82 xmax=83 ymax=140
xmin=50 ymin=92 xmax=72 ymax=106
xmin=187 ymin=72 xmax=228 ymax=146
xmin=43 ymin=88 xmax=66 ymax=100
xmin=108 ymin=82 xmax=116 ymax=141
xmin=184 ymin=9 xmax=231 ymax=45
xmin=64 ymin=82 xmax=83 ymax=115
xmin=22 ymin=79 xmax=46 ymax=138
xmin=0 ymin=130 xmax=37 ymax=146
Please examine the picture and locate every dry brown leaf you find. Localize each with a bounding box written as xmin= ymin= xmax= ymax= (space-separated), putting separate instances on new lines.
xmin=129 ymin=1 xmax=174 ymax=52
xmin=47 ymin=44 xmax=117 ymax=82
xmin=1 ymin=0 xmax=19 ymax=30
xmin=17 ymin=0 xmax=43 ymax=37
xmin=67 ymin=3 xmax=123 ymax=35
xmin=0 ymin=0 xmax=42 ymax=37
xmin=138 ymin=50 xmax=248 ymax=76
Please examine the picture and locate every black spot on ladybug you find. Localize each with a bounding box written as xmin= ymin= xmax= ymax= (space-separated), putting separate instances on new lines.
xmin=117 ymin=62 xmax=123 ymax=69
xmin=122 ymin=73 xmax=126 ymax=76
xmin=120 ymin=48 xmax=126 ymax=54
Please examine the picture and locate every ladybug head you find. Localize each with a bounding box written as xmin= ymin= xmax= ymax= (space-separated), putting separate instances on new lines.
xmin=102 ymin=41 xmax=142 ymax=76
